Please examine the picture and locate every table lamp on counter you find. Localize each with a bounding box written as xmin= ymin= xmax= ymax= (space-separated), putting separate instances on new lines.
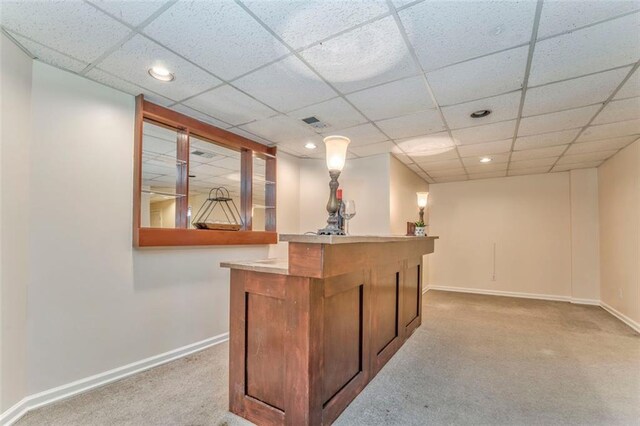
xmin=318 ymin=135 xmax=350 ymax=235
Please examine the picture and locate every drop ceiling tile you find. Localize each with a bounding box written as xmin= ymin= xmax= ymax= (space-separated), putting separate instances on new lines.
xmin=510 ymin=145 xmax=567 ymax=161
xmin=452 ymin=120 xmax=516 ymax=145
xmin=392 ymin=0 xmax=417 ymax=8
xmin=234 ymin=56 xmax=336 ymax=112
xmin=509 ymin=157 xmax=557 ymax=169
xmin=592 ymin=97 xmax=640 ymax=125
xmin=556 ymin=150 xmax=618 ymax=165
xmin=407 ymin=164 xmax=422 ymax=173
xmin=0 ymin=1 xmax=131 ymax=63
xmin=514 ymin=129 xmax=581 ymax=150
xmin=143 ymin=1 xmax=289 ymax=80
xmin=346 ymin=76 xmax=435 ymax=121
xmin=427 ymin=46 xmax=529 ymax=105
xmin=508 ymin=166 xmax=551 ymax=176
xmin=614 ymin=68 xmax=640 ymax=100
xmin=552 ymin=161 xmax=603 ymax=172
xmin=227 ymin=127 xmax=273 ymax=146
xmin=99 ymin=35 xmax=220 ymax=101
xmin=428 ymin=168 xmax=467 ymax=178
xmin=184 ymin=85 xmax=276 ymax=126
xmin=289 ymin=98 xmax=367 ymax=132
xmin=468 ymin=171 xmax=508 ymax=180
xmin=442 ymin=91 xmax=521 ymax=129
xmin=87 ymin=0 xmax=166 ymax=26
xmin=399 ymin=0 xmax=535 ymax=71
xmin=434 ymin=175 xmax=468 ymax=183
xmin=566 ymin=136 xmax=638 ymax=155
xmin=410 ymin=149 xmax=460 ymax=164
xmin=349 ymin=141 xmax=395 ymax=157
xmin=419 ymin=159 xmax=463 ymax=171
xmin=240 ymin=115 xmax=318 ymax=147
xmin=458 ymin=139 xmax=513 ymax=157
xmin=392 ymin=153 xmax=413 ymax=165
xmin=538 ymin=0 xmax=640 ymax=39
xmin=300 ymin=16 xmax=419 ymax=93
xmin=529 ymin=14 xmax=640 ymax=86
xmin=243 ymin=0 xmax=388 ymax=49
xmin=462 ymin=153 xmax=510 ymax=167
xmin=465 ymin=162 xmax=508 ymax=173
xmin=170 ymin=104 xmax=231 ymax=129
xmin=376 ymin=110 xmax=445 ymax=139
xmin=9 ymin=32 xmax=88 ymax=73
xmin=276 ymin=144 xmax=308 ymax=157
xmin=578 ymin=118 xmax=640 ymax=142
xmin=86 ymin=68 xmax=173 ymax=106
xmin=524 ymin=67 xmax=630 ymax=116
xmin=518 ymin=105 xmax=600 ymax=136
xmin=322 ymin=123 xmax=388 ymax=146
xmin=394 ymin=132 xmax=455 ymax=155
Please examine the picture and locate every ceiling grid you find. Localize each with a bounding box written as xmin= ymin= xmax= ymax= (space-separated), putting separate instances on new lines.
xmin=1 ymin=0 xmax=638 ymax=183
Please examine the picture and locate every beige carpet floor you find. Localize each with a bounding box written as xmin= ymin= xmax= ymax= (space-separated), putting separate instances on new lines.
xmin=17 ymin=291 xmax=640 ymax=426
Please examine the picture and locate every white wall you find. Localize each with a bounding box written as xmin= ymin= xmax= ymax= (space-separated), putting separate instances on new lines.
xmin=570 ymin=168 xmax=600 ymax=302
xmin=389 ymin=156 xmax=431 ymax=289
xmin=0 ymin=32 xmax=32 ymax=412
xmin=299 ymin=154 xmax=391 ymax=235
xmin=389 ymin=156 xmax=429 ymax=235
xmin=428 ymin=173 xmax=574 ymax=299
xmin=598 ymin=140 xmax=640 ymax=326
xmin=268 ymin=152 xmax=300 ymax=258
xmin=25 ymin=62 xmax=272 ymax=394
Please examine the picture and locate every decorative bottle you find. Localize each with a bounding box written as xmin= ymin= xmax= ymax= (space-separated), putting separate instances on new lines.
xmin=336 ymin=189 xmax=344 ymax=231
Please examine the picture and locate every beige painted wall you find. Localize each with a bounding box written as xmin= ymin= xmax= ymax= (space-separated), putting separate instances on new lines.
xmin=429 ymin=173 xmax=573 ymax=298
xmin=25 ymin=62 xmax=273 ymax=395
xmin=298 ymin=154 xmax=391 ymax=235
xmin=0 ymin=32 xmax=32 ymax=412
xmin=598 ymin=140 xmax=640 ymax=325
xmin=268 ymin=152 xmax=300 ymax=259
xmin=570 ymin=168 xmax=600 ymax=302
xmin=389 ymin=156 xmax=429 ymax=235
xmin=389 ymin=156 xmax=431 ymax=289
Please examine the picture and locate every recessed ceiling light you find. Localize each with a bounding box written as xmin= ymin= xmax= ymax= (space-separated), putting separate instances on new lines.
xmin=470 ymin=109 xmax=491 ymax=118
xmin=305 ymin=142 xmax=317 ymax=150
xmin=480 ymin=157 xmax=492 ymax=163
xmin=148 ymin=66 xmax=174 ymax=82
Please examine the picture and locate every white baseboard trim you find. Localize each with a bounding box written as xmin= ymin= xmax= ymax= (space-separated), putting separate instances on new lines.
xmin=425 ymin=285 xmax=599 ymax=306
xmin=600 ymin=302 xmax=640 ymax=334
xmin=0 ymin=333 xmax=229 ymax=426
xmin=426 ymin=286 xmax=637 ymax=334
xmin=425 ymin=285 xmax=573 ymax=302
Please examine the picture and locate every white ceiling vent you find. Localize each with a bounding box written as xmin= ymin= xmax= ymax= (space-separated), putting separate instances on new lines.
xmin=302 ymin=116 xmax=330 ymax=129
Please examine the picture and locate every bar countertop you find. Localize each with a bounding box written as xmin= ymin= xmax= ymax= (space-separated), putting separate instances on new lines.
xmin=279 ymin=234 xmax=438 ymax=244
xmin=221 ymin=235 xmax=438 ymax=274
xmin=220 ymin=258 xmax=289 ymax=275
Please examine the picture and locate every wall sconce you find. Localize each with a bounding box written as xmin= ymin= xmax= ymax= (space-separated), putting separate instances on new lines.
xmin=318 ymin=135 xmax=350 ymax=235
xmin=417 ymin=192 xmax=429 ymax=223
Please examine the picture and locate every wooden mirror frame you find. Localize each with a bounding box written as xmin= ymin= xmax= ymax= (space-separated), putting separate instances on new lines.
xmin=133 ymin=95 xmax=277 ymax=247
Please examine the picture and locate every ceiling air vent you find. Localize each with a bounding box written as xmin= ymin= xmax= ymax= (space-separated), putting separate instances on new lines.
xmin=302 ymin=116 xmax=330 ymax=129
xmin=191 ymin=150 xmax=215 ymax=159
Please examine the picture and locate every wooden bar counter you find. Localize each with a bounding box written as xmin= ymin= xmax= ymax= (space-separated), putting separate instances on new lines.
xmin=221 ymin=234 xmax=437 ymax=425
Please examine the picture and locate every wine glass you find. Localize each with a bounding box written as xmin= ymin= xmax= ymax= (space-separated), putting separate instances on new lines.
xmin=341 ymin=200 xmax=356 ymax=235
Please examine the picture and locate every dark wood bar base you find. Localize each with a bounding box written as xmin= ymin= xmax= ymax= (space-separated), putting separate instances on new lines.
xmin=224 ymin=237 xmax=437 ymax=425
